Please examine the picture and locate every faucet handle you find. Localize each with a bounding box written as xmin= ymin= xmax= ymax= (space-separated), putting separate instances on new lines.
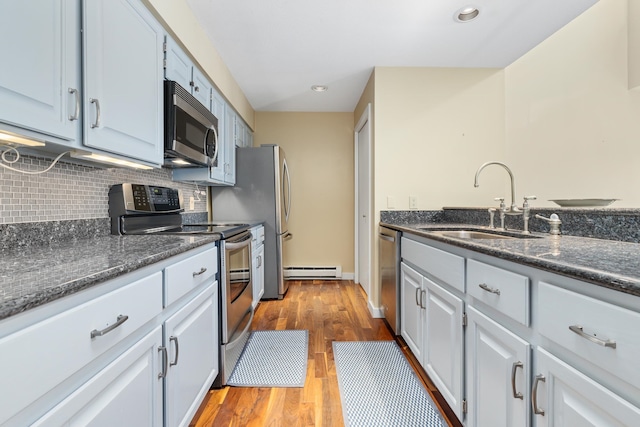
xmin=494 ymin=197 xmax=506 ymax=211
xmin=523 ymin=195 xmax=537 ymax=207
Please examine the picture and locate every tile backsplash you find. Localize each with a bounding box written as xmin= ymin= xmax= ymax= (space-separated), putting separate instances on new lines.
xmin=0 ymin=154 xmax=207 ymax=224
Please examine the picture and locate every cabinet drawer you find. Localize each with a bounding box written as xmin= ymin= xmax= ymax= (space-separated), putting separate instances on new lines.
xmin=401 ymin=237 xmax=465 ymax=292
xmin=165 ymin=247 xmax=217 ymax=306
xmin=538 ymin=282 xmax=640 ymax=390
xmin=467 ymin=259 xmax=529 ymax=325
xmin=0 ymin=272 xmax=162 ymax=425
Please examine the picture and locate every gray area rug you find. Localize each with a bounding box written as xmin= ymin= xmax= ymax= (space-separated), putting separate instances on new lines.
xmin=333 ymin=341 xmax=446 ymax=427
xmin=228 ymin=329 xmax=308 ymax=387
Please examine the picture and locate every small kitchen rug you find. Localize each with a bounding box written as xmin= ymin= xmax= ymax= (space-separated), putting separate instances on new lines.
xmin=228 ymin=329 xmax=308 ymax=387
xmin=333 ymin=341 xmax=446 ymax=427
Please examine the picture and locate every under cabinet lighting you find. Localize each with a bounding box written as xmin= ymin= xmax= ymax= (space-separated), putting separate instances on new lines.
xmin=70 ymin=150 xmax=154 ymax=170
xmin=171 ymin=158 xmax=192 ymax=166
xmin=0 ymin=130 xmax=46 ymax=147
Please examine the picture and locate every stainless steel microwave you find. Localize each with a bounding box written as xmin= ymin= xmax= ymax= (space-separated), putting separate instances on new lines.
xmin=163 ymin=80 xmax=218 ymax=168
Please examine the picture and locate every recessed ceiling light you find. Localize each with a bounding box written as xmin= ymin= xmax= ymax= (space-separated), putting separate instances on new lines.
xmin=455 ymin=6 xmax=480 ymax=22
xmin=311 ymin=85 xmax=328 ymax=92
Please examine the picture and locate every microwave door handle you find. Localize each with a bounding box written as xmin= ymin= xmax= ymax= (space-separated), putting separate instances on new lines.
xmin=207 ymin=125 xmax=219 ymax=164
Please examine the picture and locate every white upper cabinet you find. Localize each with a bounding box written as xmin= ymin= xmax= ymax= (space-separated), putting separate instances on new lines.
xmin=82 ymin=0 xmax=164 ymax=166
xmin=0 ymin=0 xmax=80 ymax=142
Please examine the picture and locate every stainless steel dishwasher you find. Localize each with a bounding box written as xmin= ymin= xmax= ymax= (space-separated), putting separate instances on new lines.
xmin=379 ymin=226 xmax=401 ymax=335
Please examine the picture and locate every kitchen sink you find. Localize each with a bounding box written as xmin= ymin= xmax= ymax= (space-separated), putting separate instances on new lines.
xmin=418 ymin=227 xmax=542 ymax=240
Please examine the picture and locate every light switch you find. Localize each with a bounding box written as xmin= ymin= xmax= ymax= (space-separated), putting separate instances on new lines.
xmin=409 ymin=196 xmax=418 ymax=209
xmin=387 ymin=196 xmax=395 ymax=209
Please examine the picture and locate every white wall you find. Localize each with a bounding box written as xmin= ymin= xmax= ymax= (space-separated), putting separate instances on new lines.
xmin=505 ymin=0 xmax=640 ymax=207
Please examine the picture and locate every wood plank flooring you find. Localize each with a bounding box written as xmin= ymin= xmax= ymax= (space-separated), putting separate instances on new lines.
xmin=190 ymin=280 xmax=459 ymax=427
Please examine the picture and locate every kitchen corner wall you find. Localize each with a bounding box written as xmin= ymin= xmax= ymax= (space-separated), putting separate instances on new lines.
xmin=0 ymin=154 xmax=207 ymax=224
xmin=254 ymin=112 xmax=355 ymax=274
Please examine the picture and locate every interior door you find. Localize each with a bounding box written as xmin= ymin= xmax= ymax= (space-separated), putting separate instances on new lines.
xmin=356 ymin=107 xmax=371 ymax=296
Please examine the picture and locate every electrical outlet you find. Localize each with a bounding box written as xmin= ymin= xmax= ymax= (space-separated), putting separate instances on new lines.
xmin=189 ymin=196 xmax=195 ymax=211
xmin=387 ymin=196 xmax=395 ymax=209
xmin=409 ymin=196 xmax=418 ymax=209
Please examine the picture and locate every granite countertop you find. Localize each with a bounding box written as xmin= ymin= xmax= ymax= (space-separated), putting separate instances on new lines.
xmin=383 ymin=222 xmax=640 ymax=298
xmin=0 ymin=234 xmax=219 ymax=320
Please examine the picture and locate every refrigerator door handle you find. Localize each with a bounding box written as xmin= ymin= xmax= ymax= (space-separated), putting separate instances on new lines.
xmin=283 ymin=158 xmax=291 ymax=223
xmin=283 ymin=232 xmax=293 ymax=241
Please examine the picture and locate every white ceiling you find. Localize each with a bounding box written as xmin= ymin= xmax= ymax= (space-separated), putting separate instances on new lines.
xmin=186 ymin=0 xmax=598 ymax=112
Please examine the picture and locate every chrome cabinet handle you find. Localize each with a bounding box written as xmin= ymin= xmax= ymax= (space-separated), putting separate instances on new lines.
xmin=90 ymin=314 xmax=128 ymax=339
xmin=158 ymin=346 xmax=168 ymax=379
xmin=170 ymin=336 xmax=179 ymax=366
xmin=415 ymin=288 xmax=420 ymax=307
xmin=511 ymin=361 xmax=524 ymax=400
xmin=257 ymin=255 xmax=262 ymax=268
xmin=479 ymin=283 xmax=501 ymax=295
xmin=569 ymin=325 xmax=616 ymax=349
xmin=532 ymin=374 xmax=546 ymax=416
xmin=420 ymin=290 xmax=427 ymax=309
xmin=68 ymin=88 xmax=80 ymax=121
xmin=89 ymin=98 xmax=101 ymax=128
xmin=192 ymin=267 xmax=207 ymax=277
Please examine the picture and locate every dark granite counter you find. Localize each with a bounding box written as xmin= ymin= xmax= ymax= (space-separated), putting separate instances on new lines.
xmin=382 ymin=220 xmax=640 ymax=298
xmin=0 ymin=231 xmax=219 ymax=321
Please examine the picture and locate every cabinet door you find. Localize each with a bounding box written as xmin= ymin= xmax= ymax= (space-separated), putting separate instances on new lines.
xmin=400 ymin=262 xmax=424 ymax=360
xmin=82 ymin=0 xmax=163 ymax=166
xmin=253 ymin=242 xmax=265 ymax=307
xmin=191 ymin=67 xmax=212 ymax=110
xmin=423 ymin=276 xmax=464 ymax=419
xmin=32 ymin=326 xmax=163 ymax=427
xmin=164 ymin=36 xmax=192 ymax=90
xmin=533 ymin=347 xmax=640 ymax=427
xmin=466 ymin=306 xmax=530 ymax=427
xmin=0 ymin=0 xmax=80 ymax=142
xmin=164 ymin=284 xmax=219 ymax=427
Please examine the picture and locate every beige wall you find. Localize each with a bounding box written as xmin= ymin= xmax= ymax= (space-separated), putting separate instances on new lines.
xmin=359 ymin=67 xmax=506 ymax=308
xmin=254 ymin=112 xmax=355 ymax=273
xmin=505 ymin=0 xmax=640 ymax=207
xmin=143 ymin=0 xmax=255 ymax=129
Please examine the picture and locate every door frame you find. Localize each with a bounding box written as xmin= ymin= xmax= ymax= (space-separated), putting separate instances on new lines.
xmin=354 ymin=104 xmax=373 ymax=305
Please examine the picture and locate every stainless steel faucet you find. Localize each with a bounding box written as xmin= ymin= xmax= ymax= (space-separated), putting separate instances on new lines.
xmin=474 ymin=161 xmax=536 ymax=233
xmin=474 ymin=161 xmax=519 ymax=212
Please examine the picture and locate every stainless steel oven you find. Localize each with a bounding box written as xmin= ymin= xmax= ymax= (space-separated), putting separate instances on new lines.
xmin=217 ymin=229 xmax=253 ymax=387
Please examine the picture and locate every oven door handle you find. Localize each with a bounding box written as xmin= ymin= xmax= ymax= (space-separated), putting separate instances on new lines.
xmin=225 ymin=231 xmax=252 ymax=250
xmin=227 ymin=308 xmax=255 ymax=348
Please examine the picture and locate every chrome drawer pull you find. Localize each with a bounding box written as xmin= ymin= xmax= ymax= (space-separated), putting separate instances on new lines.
xmin=479 ymin=283 xmax=501 ymax=295
xmin=170 ymin=336 xmax=180 ymax=366
xmin=569 ymin=325 xmax=617 ymax=349
xmin=90 ymin=314 xmax=128 ymax=339
xmin=415 ymin=288 xmax=420 ymax=307
xmin=158 ymin=346 xmax=168 ymax=379
xmin=532 ymin=374 xmax=546 ymax=416
xmin=68 ymin=88 xmax=80 ymax=121
xmin=511 ymin=361 xmax=524 ymax=400
xmin=192 ymin=267 xmax=207 ymax=277
xmin=89 ymin=98 xmax=101 ymax=128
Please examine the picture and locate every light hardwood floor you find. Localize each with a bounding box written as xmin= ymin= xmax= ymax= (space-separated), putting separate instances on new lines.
xmin=190 ymin=280 xmax=458 ymax=427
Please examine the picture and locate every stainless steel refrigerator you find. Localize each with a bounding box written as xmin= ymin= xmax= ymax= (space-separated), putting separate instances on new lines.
xmin=209 ymin=145 xmax=292 ymax=299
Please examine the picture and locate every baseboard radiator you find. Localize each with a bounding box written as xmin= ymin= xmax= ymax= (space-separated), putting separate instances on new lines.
xmin=284 ymin=265 xmax=342 ymax=279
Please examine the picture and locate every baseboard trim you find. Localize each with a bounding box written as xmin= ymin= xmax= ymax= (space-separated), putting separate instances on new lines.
xmin=368 ymin=300 xmax=384 ymax=318
xmin=342 ymin=272 xmax=354 ymax=280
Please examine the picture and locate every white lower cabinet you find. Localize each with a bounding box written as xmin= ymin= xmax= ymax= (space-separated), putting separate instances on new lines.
xmin=401 ymin=234 xmax=640 ymax=427
xmin=400 ymin=262 xmax=424 ymax=361
xmin=32 ymin=326 xmax=163 ymax=427
xmin=163 ymin=284 xmax=218 ymax=427
xmin=400 ymin=260 xmax=464 ymax=419
xmin=0 ymin=243 xmax=219 ymax=427
xmin=423 ymin=275 xmax=464 ymax=417
xmin=466 ymin=305 xmax=530 ymax=427
xmin=532 ymin=347 xmax=640 ymax=427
